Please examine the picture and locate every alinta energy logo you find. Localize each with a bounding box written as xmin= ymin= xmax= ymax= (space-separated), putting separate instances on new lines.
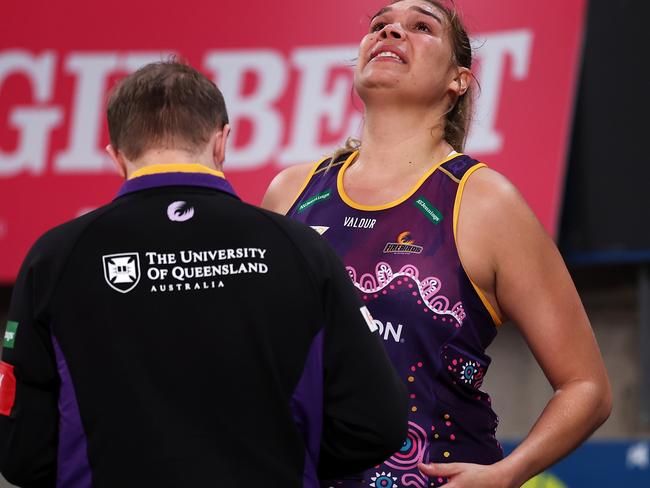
xmin=383 ymin=231 xmax=424 ymax=255
xmin=102 ymin=253 xmax=141 ymax=293
xmin=167 ymin=201 xmax=195 ymax=222
xmin=297 ymin=189 xmax=331 ymax=213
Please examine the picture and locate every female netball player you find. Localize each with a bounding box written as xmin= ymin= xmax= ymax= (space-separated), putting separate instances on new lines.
xmin=263 ymin=1 xmax=611 ymax=487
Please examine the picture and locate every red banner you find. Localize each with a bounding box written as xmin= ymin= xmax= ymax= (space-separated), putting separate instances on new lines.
xmin=0 ymin=0 xmax=586 ymax=282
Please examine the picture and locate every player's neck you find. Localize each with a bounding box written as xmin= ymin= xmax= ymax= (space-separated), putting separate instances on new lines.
xmin=357 ymin=105 xmax=452 ymax=175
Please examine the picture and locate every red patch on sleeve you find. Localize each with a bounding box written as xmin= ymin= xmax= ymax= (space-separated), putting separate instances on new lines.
xmin=0 ymin=361 xmax=16 ymax=416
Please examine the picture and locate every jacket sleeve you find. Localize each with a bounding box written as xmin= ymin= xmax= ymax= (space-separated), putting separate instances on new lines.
xmin=0 ymin=245 xmax=59 ymax=487
xmin=317 ymin=243 xmax=408 ymax=479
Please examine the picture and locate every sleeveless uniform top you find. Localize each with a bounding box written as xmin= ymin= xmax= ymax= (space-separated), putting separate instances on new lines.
xmin=288 ymin=151 xmax=504 ymax=488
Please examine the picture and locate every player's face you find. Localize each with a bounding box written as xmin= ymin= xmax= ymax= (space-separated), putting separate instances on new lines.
xmin=354 ymin=0 xmax=457 ymax=105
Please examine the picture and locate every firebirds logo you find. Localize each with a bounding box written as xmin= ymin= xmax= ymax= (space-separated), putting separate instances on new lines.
xmin=102 ymin=253 xmax=141 ymax=293
xmin=383 ymin=231 xmax=424 ymax=255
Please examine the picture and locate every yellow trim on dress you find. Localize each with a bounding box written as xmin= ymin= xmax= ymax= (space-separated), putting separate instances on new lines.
xmin=286 ymin=156 xmax=331 ymax=213
xmin=315 ymin=159 xmax=346 ymax=175
xmin=452 ymin=163 xmax=503 ymax=327
xmin=129 ymin=164 xmax=225 ymax=180
xmin=438 ymin=166 xmax=461 ymax=184
xmin=337 ymin=151 xmax=462 ymax=211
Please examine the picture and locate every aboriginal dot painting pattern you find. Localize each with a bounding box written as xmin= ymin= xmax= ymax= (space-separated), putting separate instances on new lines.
xmin=350 ymin=262 xmax=466 ymax=326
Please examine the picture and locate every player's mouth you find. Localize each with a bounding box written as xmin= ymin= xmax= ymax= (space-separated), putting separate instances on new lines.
xmin=369 ymin=45 xmax=407 ymax=64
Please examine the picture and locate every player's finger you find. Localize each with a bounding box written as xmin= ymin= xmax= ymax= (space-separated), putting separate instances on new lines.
xmin=418 ymin=462 xmax=459 ymax=477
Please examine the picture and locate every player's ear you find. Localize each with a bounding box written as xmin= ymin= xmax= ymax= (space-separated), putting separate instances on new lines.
xmin=448 ymin=66 xmax=470 ymax=97
xmin=213 ymin=124 xmax=231 ymax=168
xmin=106 ymin=145 xmax=127 ymax=179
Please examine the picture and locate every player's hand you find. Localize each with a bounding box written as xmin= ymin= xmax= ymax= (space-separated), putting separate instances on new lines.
xmin=418 ymin=462 xmax=515 ymax=488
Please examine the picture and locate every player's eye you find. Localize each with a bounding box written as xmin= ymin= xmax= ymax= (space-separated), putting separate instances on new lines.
xmin=414 ymin=22 xmax=432 ymax=33
xmin=370 ymin=21 xmax=386 ymax=33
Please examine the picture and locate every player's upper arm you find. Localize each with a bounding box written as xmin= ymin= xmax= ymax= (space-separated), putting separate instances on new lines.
xmin=261 ymin=162 xmax=316 ymax=215
xmin=315 ymin=241 xmax=408 ymax=478
xmin=458 ymin=168 xmax=610 ymax=397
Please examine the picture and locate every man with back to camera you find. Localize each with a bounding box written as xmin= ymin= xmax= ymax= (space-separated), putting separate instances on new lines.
xmin=0 ymin=60 xmax=408 ymax=487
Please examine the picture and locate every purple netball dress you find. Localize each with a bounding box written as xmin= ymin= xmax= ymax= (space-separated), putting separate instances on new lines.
xmin=287 ymin=151 xmax=504 ymax=488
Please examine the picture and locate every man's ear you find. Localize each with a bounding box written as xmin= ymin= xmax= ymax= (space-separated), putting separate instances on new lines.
xmin=106 ymin=145 xmax=127 ymax=179
xmin=213 ymin=124 xmax=231 ymax=169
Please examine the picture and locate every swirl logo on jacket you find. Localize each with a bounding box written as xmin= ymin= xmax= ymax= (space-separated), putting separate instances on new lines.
xmin=167 ymin=201 xmax=195 ymax=222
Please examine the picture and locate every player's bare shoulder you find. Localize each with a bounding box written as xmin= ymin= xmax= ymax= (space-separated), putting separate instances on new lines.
xmin=461 ymin=166 xmax=544 ymax=238
xmin=461 ymin=166 xmax=527 ymax=218
xmin=262 ymin=162 xmax=318 ymax=215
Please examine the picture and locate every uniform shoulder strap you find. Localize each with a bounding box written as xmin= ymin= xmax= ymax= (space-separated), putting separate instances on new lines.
xmin=313 ymin=150 xmax=356 ymax=176
xmin=286 ymin=151 xmax=355 ymax=215
xmin=439 ymin=154 xmax=483 ymax=183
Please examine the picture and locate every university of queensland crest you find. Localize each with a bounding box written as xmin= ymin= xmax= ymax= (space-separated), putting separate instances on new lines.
xmin=102 ymin=252 xmax=141 ymax=293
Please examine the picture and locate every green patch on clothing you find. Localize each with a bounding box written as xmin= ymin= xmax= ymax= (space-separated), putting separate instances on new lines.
xmin=297 ymin=189 xmax=332 ymax=213
xmin=414 ymin=197 xmax=443 ymax=225
xmin=3 ymin=322 xmax=18 ymax=349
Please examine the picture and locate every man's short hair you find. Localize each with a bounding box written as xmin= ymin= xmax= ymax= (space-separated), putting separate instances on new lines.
xmin=107 ymin=60 xmax=229 ymax=160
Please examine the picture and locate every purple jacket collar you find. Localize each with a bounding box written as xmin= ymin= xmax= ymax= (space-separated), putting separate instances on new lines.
xmin=115 ymin=164 xmax=238 ymax=199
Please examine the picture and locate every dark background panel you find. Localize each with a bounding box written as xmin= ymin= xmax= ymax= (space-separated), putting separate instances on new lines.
xmin=560 ymin=0 xmax=650 ymax=263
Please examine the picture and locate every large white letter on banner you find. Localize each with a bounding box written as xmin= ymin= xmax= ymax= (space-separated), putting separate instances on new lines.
xmin=279 ymin=46 xmax=360 ymax=165
xmin=55 ymin=53 xmax=120 ymax=172
xmin=204 ymin=50 xmax=286 ymax=169
xmin=0 ymin=50 xmax=62 ymax=176
xmin=466 ymin=30 xmax=533 ymax=154
xmin=54 ymin=51 xmax=174 ymax=173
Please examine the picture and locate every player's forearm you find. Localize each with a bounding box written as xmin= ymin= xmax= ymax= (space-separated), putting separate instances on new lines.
xmin=495 ymin=378 xmax=611 ymax=487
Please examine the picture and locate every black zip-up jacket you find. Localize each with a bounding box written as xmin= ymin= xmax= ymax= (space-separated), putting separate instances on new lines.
xmin=0 ymin=166 xmax=408 ymax=488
